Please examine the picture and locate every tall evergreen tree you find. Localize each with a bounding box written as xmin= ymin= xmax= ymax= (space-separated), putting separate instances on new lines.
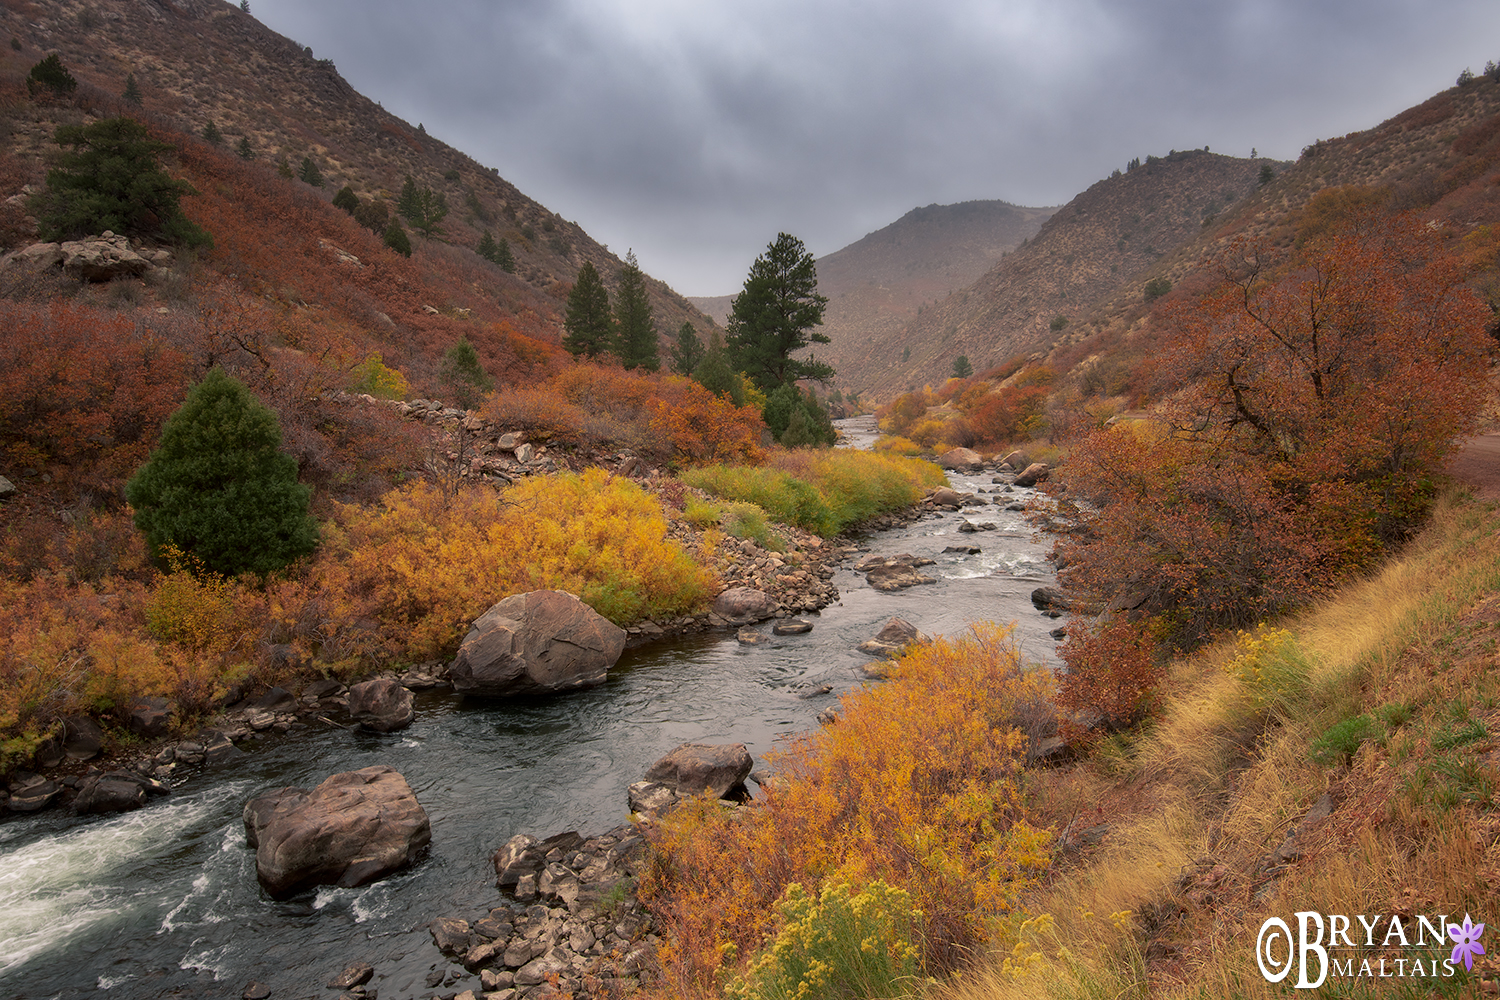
xmin=122 ymin=73 xmax=142 ymax=105
xmin=33 ymin=116 xmax=211 ymax=248
xmin=495 ymin=237 xmax=516 ymax=273
xmin=612 ymin=250 xmax=659 ymax=371
xmin=670 ymin=322 xmax=706 ymax=376
xmin=125 ymin=368 xmax=318 ymax=577
xmin=26 ymin=54 xmax=76 ymax=97
xmin=298 ymin=155 xmax=323 ymax=187
xmin=397 ymin=174 xmax=448 ymax=239
xmin=236 ymin=136 xmax=254 ymax=160
xmin=691 ymin=332 xmax=745 ymax=406
xmin=477 ymin=229 xmax=499 ymax=262
xmin=726 ymin=232 xmax=832 ymax=393
xmin=332 ymin=184 xmax=359 ymax=214
xmin=441 ymin=337 xmax=493 ymax=409
xmin=382 ymin=219 xmax=411 ymax=257
xmin=201 ymin=120 xmax=223 ymax=145
xmin=563 ymin=261 xmax=612 ymax=359
xmin=397 ymin=175 xmax=421 ymax=219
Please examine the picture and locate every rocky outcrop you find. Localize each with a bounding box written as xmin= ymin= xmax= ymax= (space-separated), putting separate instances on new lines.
xmin=450 ymin=591 xmax=626 ymax=698
xmin=346 ymin=678 xmax=415 ymax=732
xmin=710 ymin=587 xmax=778 ymax=624
xmin=244 ymin=765 xmax=431 ymax=899
xmin=643 ymin=742 xmax=754 ymax=800
xmin=856 ymin=553 xmax=938 ymax=591
xmin=857 ymin=617 xmax=932 ymax=658
xmin=72 ymin=769 xmax=169 ymax=815
xmin=1 ymin=233 xmax=174 ymax=282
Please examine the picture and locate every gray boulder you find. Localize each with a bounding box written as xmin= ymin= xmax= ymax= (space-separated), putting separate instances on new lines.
xmin=711 ymin=587 xmax=778 ymax=624
xmin=58 ymin=233 xmax=156 ymax=282
xmin=937 ymin=447 xmax=984 ymax=471
xmin=643 ymin=742 xmax=753 ymax=799
xmin=127 ymin=696 xmax=174 ymax=738
xmin=450 ymin=590 xmax=625 ymax=698
xmin=347 ymin=678 xmax=415 ymax=732
xmin=62 ymin=716 xmax=105 ymax=761
xmin=857 ymin=617 xmax=933 ymax=658
xmin=243 ymin=765 xmax=431 ymax=899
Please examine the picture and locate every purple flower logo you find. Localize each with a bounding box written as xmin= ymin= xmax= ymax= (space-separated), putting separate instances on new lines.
xmin=1449 ymin=914 xmax=1486 ymax=972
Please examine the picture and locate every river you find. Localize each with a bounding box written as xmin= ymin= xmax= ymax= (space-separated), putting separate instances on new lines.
xmin=0 ymin=417 xmax=1056 ymax=999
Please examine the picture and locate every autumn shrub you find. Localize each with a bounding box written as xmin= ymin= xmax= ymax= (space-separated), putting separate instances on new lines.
xmin=480 ymin=387 xmax=588 ymax=442
xmin=1055 ymin=616 xmax=1166 ymax=736
xmin=724 ymin=881 xmax=926 ymax=1000
xmin=873 ymin=435 xmax=922 ymax=456
xmin=336 ymin=470 xmax=716 ymax=658
xmin=1056 ymin=210 xmax=1491 ymax=647
xmin=769 ymin=449 xmax=946 ymax=534
xmin=681 ymin=464 xmax=833 ymax=536
xmin=640 ymin=623 xmax=1054 ymax=995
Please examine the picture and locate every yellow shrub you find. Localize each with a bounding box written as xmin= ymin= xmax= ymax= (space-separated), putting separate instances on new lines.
xmin=642 ymin=623 xmax=1055 ymax=995
xmin=337 ymin=469 xmax=717 ymax=658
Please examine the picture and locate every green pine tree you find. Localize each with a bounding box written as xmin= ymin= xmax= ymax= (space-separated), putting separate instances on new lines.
xmin=382 ymin=219 xmax=412 ymax=257
xmin=298 ymin=155 xmax=323 ymax=187
xmin=562 ymin=261 xmax=612 ymax=359
xmin=236 ymin=136 xmax=254 ymax=160
xmin=332 ymin=185 xmax=359 ymax=214
xmin=276 ymin=156 xmax=294 ymax=179
xmin=691 ymin=332 xmax=745 ymax=406
xmin=32 ymin=116 xmax=211 ymax=248
xmin=441 ymin=337 xmax=493 ymax=409
xmin=125 ymin=368 xmax=318 ymax=577
xmin=397 ymin=175 xmax=421 ymax=219
xmin=26 ymin=54 xmax=77 ymax=97
xmin=670 ymin=322 xmax=706 ymax=376
xmin=952 ymin=355 xmax=973 ymax=379
xmin=397 ymin=177 xmax=448 ymax=239
xmin=726 ymin=232 xmax=832 ymax=393
xmin=201 ymin=120 xmax=223 ymax=145
xmin=495 ymin=237 xmax=516 ymax=273
xmin=612 ymin=250 xmax=659 ymax=371
xmin=477 ymin=229 xmax=498 ymax=262
xmin=122 ymin=73 xmax=142 ymax=106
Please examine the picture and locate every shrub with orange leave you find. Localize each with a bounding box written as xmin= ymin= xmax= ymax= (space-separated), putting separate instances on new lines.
xmin=335 ymin=469 xmax=716 ymax=659
xmin=1054 ymin=615 xmax=1164 ymax=736
xmin=640 ymin=623 xmax=1054 ymax=995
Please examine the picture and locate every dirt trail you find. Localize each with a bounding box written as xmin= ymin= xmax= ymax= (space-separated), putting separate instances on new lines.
xmin=1448 ymin=433 xmax=1500 ymax=502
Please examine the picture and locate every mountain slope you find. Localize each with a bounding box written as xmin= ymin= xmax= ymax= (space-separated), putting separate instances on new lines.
xmin=853 ymin=151 xmax=1272 ymax=396
xmin=0 ymin=0 xmax=713 ymax=350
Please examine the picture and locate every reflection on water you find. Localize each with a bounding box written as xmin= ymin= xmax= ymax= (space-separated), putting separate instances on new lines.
xmin=0 ymin=417 xmax=1056 ymax=999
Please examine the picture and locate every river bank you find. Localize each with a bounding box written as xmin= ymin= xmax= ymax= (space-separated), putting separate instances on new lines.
xmin=0 ymin=422 xmax=1059 ymax=1000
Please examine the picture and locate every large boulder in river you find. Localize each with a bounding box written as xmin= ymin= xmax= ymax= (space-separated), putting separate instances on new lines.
xmin=643 ymin=743 xmax=754 ymax=799
xmin=244 ymin=765 xmax=430 ymax=899
xmin=1014 ymin=462 xmax=1050 ymax=488
xmin=711 ymin=587 xmax=778 ymax=624
xmin=937 ymin=447 xmax=984 ymax=472
xmin=450 ymin=590 xmax=626 ymax=698
xmin=857 ymin=617 xmax=933 ymax=658
xmin=347 ymin=678 xmax=415 ymax=732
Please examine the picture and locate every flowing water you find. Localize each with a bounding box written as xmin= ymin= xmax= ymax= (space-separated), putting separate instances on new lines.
xmin=0 ymin=417 xmax=1056 ymax=999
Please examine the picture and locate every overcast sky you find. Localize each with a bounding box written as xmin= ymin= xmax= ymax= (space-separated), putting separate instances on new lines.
xmin=251 ymin=0 xmax=1500 ymax=296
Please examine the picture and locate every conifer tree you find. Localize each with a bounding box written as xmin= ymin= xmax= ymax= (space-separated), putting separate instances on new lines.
xmin=563 ymin=261 xmax=612 ymax=359
xmin=33 ymin=116 xmax=211 ymax=248
xmin=670 ymin=322 xmax=706 ymax=376
xmin=333 ymin=184 xmax=358 ymax=214
xmin=298 ymin=155 xmax=323 ymax=187
xmin=952 ymin=355 xmax=973 ymax=379
xmin=441 ymin=337 xmax=493 ymax=409
xmin=495 ymin=237 xmax=516 ymax=273
xmin=125 ymin=368 xmax=318 ymax=577
xmin=26 ymin=54 xmax=76 ymax=97
xmin=477 ymin=229 xmax=498 ymax=262
xmin=276 ymin=156 xmax=293 ymax=179
xmin=692 ymin=332 xmax=745 ymax=406
xmin=236 ymin=136 xmax=254 ymax=160
xmin=612 ymin=250 xmax=659 ymax=371
xmin=201 ymin=120 xmax=223 ymax=145
xmin=726 ymin=232 xmax=831 ymax=392
xmin=382 ymin=219 xmax=411 ymax=257
xmin=122 ymin=73 xmax=142 ymax=106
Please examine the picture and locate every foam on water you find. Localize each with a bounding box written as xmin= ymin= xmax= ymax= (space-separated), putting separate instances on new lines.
xmin=0 ymin=781 xmax=250 ymax=978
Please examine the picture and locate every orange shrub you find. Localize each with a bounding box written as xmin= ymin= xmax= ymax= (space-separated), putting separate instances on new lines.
xmin=640 ymin=623 xmax=1054 ymax=994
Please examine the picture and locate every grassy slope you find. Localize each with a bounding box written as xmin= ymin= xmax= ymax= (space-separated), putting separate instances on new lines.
xmin=944 ymin=489 xmax=1500 ymax=998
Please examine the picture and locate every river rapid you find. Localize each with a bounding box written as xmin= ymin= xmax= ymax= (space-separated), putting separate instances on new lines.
xmin=0 ymin=417 xmax=1057 ymax=999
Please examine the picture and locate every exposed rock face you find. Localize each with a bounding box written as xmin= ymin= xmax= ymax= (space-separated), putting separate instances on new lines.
xmin=127 ymin=696 xmax=175 ymax=738
xmin=347 ymin=678 xmax=415 ymax=732
xmin=937 ymin=447 xmax=984 ymax=471
xmin=0 ymin=233 xmax=176 ymax=282
xmin=643 ymin=742 xmax=753 ymax=799
xmin=857 ymin=617 xmax=933 ymax=658
xmin=1014 ymin=462 xmax=1050 ymax=488
xmin=450 ymin=591 xmax=626 ymax=698
xmin=243 ymin=765 xmax=431 ymax=899
xmin=856 ymin=553 xmax=937 ymax=591
xmin=710 ymin=587 xmax=778 ymax=624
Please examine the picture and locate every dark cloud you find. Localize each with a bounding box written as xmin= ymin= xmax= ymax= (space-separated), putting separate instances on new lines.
xmin=255 ymin=0 xmax=1500 ymax=294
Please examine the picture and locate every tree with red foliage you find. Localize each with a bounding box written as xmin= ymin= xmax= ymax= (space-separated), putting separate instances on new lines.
xmin=1055 ymin=209 xmax=1491 ymax=645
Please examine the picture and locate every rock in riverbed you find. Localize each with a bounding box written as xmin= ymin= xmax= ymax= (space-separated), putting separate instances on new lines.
xmin=450 ymin=590 xmax=626 ymax=698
